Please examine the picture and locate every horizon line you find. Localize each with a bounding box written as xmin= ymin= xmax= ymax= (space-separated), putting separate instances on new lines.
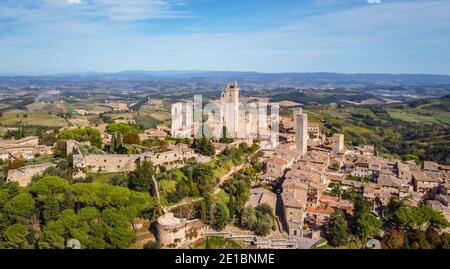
xmin=1 ymin=70 xmax=450 ymax=77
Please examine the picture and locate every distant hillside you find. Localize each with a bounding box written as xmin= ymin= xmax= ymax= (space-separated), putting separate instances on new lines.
xmin=2 ymin=71 xmax=450 ymax=86
xmin=100 ymin=71 xmax=450 ymax=85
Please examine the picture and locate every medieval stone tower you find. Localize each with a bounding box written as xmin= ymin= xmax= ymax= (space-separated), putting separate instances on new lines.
xmin=220 ymin=80 xmax=240 ymax=138
xmin=294 ymin=108 xmax=308 ymax=155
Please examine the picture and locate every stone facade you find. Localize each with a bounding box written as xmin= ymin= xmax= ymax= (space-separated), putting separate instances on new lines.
xmin=156 ymin=212 xmax=204 ymax=248
xmin=332 ymin=134 xmax=345 ymax=155
xmin=0 ymin=136 xmax=43 ymax=160
xmin=171 ymin=101 xmax=194 ymax=138
xmin=294 ymin=108 xmax=308 ymax=155
xmin=220 ymin=81 xmax=240 ymax=137
xmin=73 ymin=145 xmax=196 ymax=178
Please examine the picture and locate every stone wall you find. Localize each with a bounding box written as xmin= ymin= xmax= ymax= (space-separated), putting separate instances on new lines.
xmin=73 ymin=154 xmax=138 ymax=177
xmin=7 ymin=162 xmax=56 ymax=187
xmin=73 ymin=146 xmax=196 ymax=178
xmin=157 ymin=212 xmax=204 ymax=248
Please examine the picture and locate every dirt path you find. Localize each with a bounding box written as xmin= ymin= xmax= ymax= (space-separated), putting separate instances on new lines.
xmin=165 ymin=149 xmax=261 ymax=211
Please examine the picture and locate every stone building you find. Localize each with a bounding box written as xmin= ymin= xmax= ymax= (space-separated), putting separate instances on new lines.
xmin=307 ymin=123 xmax=320 ymax=137
xmin=282 ymin=179 xmax=308 ymax=237
xmin=245 ymin=187 xmax=277 ymax=215
xmin=156 ymin=212 xmax=204 ymax=248
xmin=0 ymin=136 xmax=42 ymax=160
xmin=354 ymin=145 xmax=375 ymax=156
xmin=412 ymin=170 xmax=442 ymax=194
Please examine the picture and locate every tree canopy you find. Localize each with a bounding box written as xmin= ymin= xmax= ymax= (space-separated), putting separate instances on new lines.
xmin=58 ymin=128 xmax=102 ymax=149
xmin=0 ymin=176 xmax=153 ymax=249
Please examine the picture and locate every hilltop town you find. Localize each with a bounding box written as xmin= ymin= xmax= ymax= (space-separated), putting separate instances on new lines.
xmin=0 ymin=80 xmax=449 ymax=249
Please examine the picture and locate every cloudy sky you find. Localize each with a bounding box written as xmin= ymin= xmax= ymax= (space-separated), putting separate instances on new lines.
xmin=0 ymin=0 xmax=450 ymax=75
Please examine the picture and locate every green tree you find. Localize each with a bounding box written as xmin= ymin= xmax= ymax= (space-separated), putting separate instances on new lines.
xmin=200 ymin=200 xmax=207 ymax=223
xmin=240 ymin=206 xmax=257 ymax=230
xmin=205 ymin=237 xmax=212 ymax=249
xmin=254 ymin=213 xmax=273 ymax=236
xmin=326 ymin=209 xmax=349 ymax=247
xmin=192 ymin=137 xmax=215 ymax=156
xmin=58 ymin=127 xmax=102 ymax=148
xmin=106 ymin=123 xmax=139 ymax=136
xmin=213 ymin=203 xmax=229 ymax=231
xmin=159 ymin=179 xmax=177 ymax=199
xmin=52 ymin=140 xmax=67 ymax=158
xmin=110 ymin=132 xmax=117 ymax=153
xmin=192 ymin=163 xmax=215 ymax=195
xmin=228 ymin=194 xmax=235 ymax=222
xmin=123 ymin=133 xmax=140 ymax=145
xmin=42 ymin=196 xmax=61 ymax=223
xmin=4 ymin=192 xmax=36 ymax=224
xmin=3 ymin=223 xmax=29 ymax=249
xmin=128 ymin=160 xmax=155 ymax=192
xmin=355 ymin=213 xmax=382 ymax=246
xmin=354 ymin=196 xmax=372 ymax=218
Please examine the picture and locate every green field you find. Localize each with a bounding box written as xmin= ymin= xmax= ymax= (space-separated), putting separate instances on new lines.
xmin=304 ymin=98 xmax=450 ymax=164
xmin=0 ymin=111 xmax=68 ymax=127
xmin=387 ymin=109 xmax=441 ymax=124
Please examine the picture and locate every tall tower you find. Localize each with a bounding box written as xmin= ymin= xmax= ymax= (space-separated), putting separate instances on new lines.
xmin=294 ymin=108 xmax=308 ymax=155
xmin=220 ymin=81 xmax=240 ymax=138
xmin=183 ymin=100 xmax=194 ymax=130
xmin=171 ymin=102 xmax=183 ymax=137
xmin=332 ymin=134 xmax=345 ymax=155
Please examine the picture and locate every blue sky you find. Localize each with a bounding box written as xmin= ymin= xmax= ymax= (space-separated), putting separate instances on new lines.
xmin=1 ymin=0 xmax=450 ymax=75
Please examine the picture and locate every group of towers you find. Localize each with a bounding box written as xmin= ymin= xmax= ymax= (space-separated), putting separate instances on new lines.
xmin=170 ymin=81 xmax=276 ymax=145
xmin=294 ymin=108 xmax=345 ymax=155
xmin=170 ymin=81 xmax=345 ymax=155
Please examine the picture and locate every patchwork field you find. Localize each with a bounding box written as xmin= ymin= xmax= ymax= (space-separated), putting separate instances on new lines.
xmin=26 ymin=101 xmax=66 ymax=114
xmin=148 ymin=112 xmax=171 ymax=121
xmin=0 ymin=111 xmax=68 ymax=127
xmin=68 ymin=117 xmax=91 ymax=127
xmin=388 ymin=110 xmax=438 ymax=124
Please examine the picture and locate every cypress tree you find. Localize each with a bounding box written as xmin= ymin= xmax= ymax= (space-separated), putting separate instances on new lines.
xmin=200 ymin=200 xmax=207 ymax=223
xmin=116 ymin=132 xmax=123 ymax=149
xmin=229 ymin=194 xmax=235 ymax=222
xmin=110 ymin=132 xmax=116 ymax=153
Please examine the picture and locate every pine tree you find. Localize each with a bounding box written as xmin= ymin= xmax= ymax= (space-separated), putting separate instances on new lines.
xmin=43 ymin=196 xmax=61 ymax=223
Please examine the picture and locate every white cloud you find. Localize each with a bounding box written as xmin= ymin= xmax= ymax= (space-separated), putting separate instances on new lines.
xmin=0 ymin=0 xmax=188 ymax=24
xmin=66 ymin=0 xmax=82 ymax=5
xmin=1 ymin=0 xmax=450 ymax=74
